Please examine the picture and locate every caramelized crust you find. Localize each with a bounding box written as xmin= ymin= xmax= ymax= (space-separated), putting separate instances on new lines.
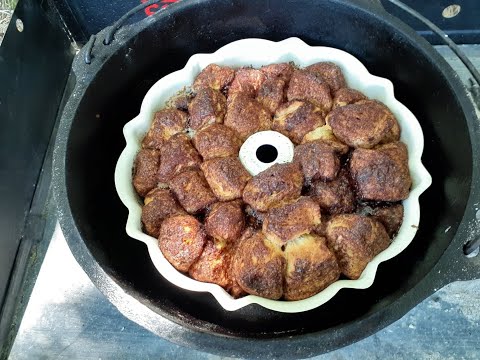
xmin=157 ymin=133 xmax=202 ymax=183
xmin=242 ymin=162 xmax=304 ymax=212
xmin=193 ymin=64 xmax=235 ymax=92
xmin=224 ymin=93 xmax=272 ymax=140
xmin=326 ymin=214 xmax=390 ymax=279
xmin=301 ymin=124 xmax=349 ymax=154
xmin=205 ymin=200 xmax=245 ymax=242
xmin=262 ymin=197 xmax=321 ymax=245
xmin=141 ymin=188 xmax=186 ymax=238
xmin=359 ymin=204 xmax=404 ymax=237
xmin=309 ymin=169 xmax=355 ymax=215
xmin=188 ymin=87 xmax=227 ymax=130
xmin=283 ymin=234 xmax=340 ymax=300
xmin=189 ymin=237 xmax=231 ymax=288
xmin=158 ymin=215 xmax=206 ymax=272
xmin=305 ymin=62 xmax=347 ymax=92
xmin=169 ymin=169 xmax=217 ymax=214
xmin=133 ymin=149 xmax=160 ymax=196
xmin=327 ymin=100 xmax=400 ymax=148
xmin=232 ymin=230 xmax=285 ymax=299
xmin=228 ymin=68 xmax=266 ymax=98
xmin=201 ymin=157 xmax=251 ymax=201
xmin=350 ymin=142 xmax=411 ymax=202
xmin=260 ymin=62 xmax=294 ymax=82
xmin=193 ymin=124 xmax=242 ymax=160
xmin=142 ymin=109 xmax=187 ymax=150
xmin=293 ymin=141 xmax=340 ymax=182
xmin=257 ymin=77 xmax=286 ymax=114
xmin=333 ymin=88 xmax=367 ymax=108
xmin=287 ymin=69 xmax=333 ymax=114
xmin=273 ymin=101 xmax=325 ymax=144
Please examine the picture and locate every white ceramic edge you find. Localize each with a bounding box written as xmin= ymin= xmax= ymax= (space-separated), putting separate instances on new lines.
xmin=114 ymin=37 xmax=432 ymax=313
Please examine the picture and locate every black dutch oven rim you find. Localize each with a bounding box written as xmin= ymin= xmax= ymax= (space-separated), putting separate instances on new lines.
xmin=52 ymin=0 xmax=480 ymax=358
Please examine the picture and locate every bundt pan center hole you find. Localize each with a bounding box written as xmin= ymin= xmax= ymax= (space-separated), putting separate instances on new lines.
xmin=256 ymin=144 xmax=278 ymax=163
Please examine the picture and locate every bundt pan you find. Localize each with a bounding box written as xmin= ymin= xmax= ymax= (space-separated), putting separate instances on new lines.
xmin=53 ymin=0 xmax=480 ymax=358
xmin=114 ymin=37 xmax=431 ymax=312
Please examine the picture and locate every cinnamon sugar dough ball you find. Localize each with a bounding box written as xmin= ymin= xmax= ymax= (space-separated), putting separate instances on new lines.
xmin=169 ymin=169 xmax=217 ymax=214
xmin=242 ymin=162 xmax=304 ymax=212
xmin=157 ymin=133 xmax=202 ymax=184
xmin=142 ymin=109 xmax=187 ymax=150
xmin=326 ymin=214 xmax=390 ymax=279
xmin=158 ymin=215 xmax=206 ymax=273
xmin=188 ymin=87 xmax=227 ymax=130
xmin=228 ymin=68 xmax=266 ymax=98
xmin=232 ymin=230 xmax=285 ymax=300
xmin=193 ymin=64 xmax=235 ymax=92
xmin=262 ymin=197 xmax=321 ymax=245
xmin=283 ymin=234 xmax=340 ymax=300
xmin=201 ymin=157 xmax=251 ymax=201
xmin=141 ymin=188 xmax=186 ymax=238
xmin=133 ymin=148 xmax=160 ymax=197
xmin=192 ymin=124 xmax=242 ymax=160
xmin=224 ymin=93 xmax=272 ymax=140
xmin=305 ymin=62 xmax=347 ymax=92
xmin=287 ymin=69 xmax=333 ymax=115
xmin=349 ymin=141 xmax=411 ymax=202
xmin=332 ymin=88 xmax=367 ymax=109
xmin=273 ymin=100 xmax=325 ymax=144
xmin=205 ymin=200 xmax=245 ymax=243
xmin=293 ymin=141 xmax=341 ymax=182
xmin=308 ymin=169 xmax=355 ymax=215
xmin=326 ymin=99 xmax=400 ymax=149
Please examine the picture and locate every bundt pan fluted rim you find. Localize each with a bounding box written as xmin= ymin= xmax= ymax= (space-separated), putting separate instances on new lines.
xmin=114 ymin=37 xmax=432 ymax=313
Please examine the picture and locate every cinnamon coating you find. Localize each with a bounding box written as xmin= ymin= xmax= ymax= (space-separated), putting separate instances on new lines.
xmin=349 ymin=142 xmax=411 ymax=202
xmin=142 ymin=109 xmax=187 ymax=150
xmin=133 ymin=149 xmax=160 ymax=197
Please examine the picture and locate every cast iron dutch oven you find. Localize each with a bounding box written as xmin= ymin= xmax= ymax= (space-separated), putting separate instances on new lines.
xmin=53 ymin=0 xmax=480 ymax=358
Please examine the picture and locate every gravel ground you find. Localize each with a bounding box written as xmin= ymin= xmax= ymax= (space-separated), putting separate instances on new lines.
xmin=0 ymin=0 xmax=17 ymax=45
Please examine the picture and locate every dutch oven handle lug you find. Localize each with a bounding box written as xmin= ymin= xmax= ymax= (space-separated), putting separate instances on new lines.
xmin=82 ymin=0 xmax=173 ymax=65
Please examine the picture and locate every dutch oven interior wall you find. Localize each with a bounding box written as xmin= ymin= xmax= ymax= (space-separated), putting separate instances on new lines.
xmin=65 ymin=0 xmax=472 ymax=337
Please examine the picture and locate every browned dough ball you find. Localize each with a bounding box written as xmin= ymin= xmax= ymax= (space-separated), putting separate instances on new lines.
xmin=189 ymin=237 xmax=231 ymax=288
xmin=232 ymin=230 xmax=285 ymax=300
xmin=293 ymin=141 xmax=341 ymax=182
xmin=326 ymin=99 xmax=400 ymax=149
xmin=305 ymin=62 xmax=347 ymax=92
xmin=326 ymin=214 xmax=390 ymax=279
xmin=157 ymin=133 xmax=202 ymax=184
xmin=262 ymin=197 xmax=321 ymax=245
xmin=283 ymin=234 xmax=340 ymax=300
xmin=358 ymin=204 xmax=404 ymax=237
xmin=201 ymin=157 xmax=251 ymax=201
xmin=228 ymin=68 xmax=266 ymax=98
xmin=142 ymin=109 xmax=187 ymax=150
xmin=273 ymin=101 xmax=325 ymax=144
xmin=193 ymin=64 xmax=235 ymax=92
xmin=141 ymin=188 xmax=186 ymax=238
xmin=169 ymin=169 xmax=217 ymax=214
xmin=333 ymin=88 xmax=367 ymax=108
xmin=188 ymin=87 xmax=227 ymax=130
xmin=287 ymin=69 xmax=333 ymax=114
xmin=205 ymin=200 xmax=245 ymax=243
xmin=224 ymin=93 xmax=272 ymax=140
xmin=242 ymin=162 xmax=304 ymax=212
xmin=301 ymin=124 xmax=350 ymax=154
xmin=260 ymin=62 xmax=294 ymax=82
xmin=308 ymin=169 xmax=356 ymax=215
xmin=349 ymin=142 xmax=411 ymax=202
xmin=133 ymin=148 xmax=160 ymax=197
xmin=257 ymin=77 xmax=286 ymax=114
xmin=158 ymin=215 xmax=206 ymax=273
xmin=193 ymin=124 xmax=242 ymax=160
